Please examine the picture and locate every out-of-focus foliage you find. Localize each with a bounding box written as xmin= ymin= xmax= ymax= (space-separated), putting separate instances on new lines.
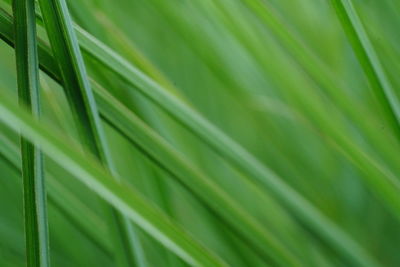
xmin=0 ymin=0 xmax=399 ymax=266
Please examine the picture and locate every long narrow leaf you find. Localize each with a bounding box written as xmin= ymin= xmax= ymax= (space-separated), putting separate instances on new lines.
xmin=0 ymin=91 xmax=227 ymax=267
xmin=11 ymin=0 xmax=49 ymax=266
xmin=77 ymin=20 xmax=378 ymax=267
xmin=0 ymin=8 xmax=378 ymax=266
xmin=0 ymin=133 xmax=112 ymax=255
xmin=330 ymin=0 xmax=400 ymax=134
xmin=35 ymin=0 xmax=145 ymax=266
xmin=0 ymin=9 xmax=302 ymax=265
xmin=93 ymin=81 xmax=301 ymax=266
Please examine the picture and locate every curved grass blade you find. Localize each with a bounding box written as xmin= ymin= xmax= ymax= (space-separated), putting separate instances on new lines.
xmin=203 ymin=0 xmax=400 ymax=224
xmin=11 ymin=0 xmax=49 ymax=266
xmin=77 ymin=25 xmax=378 ymax=267
xmin=0 ymin=8 xmax=379 ymax=266
xmin=35 ymin=0 xmax=145 ymax=266
xmin=93 ymin=81 xmax=301 ymax=266
xmin=61 ymin=5 xmax=187 ymax=264
xmin=214 ymin=0 xmax=400 ymax=169
xmin=223 ymin=0 xmax=400 ymax=216
xmin=330 ymin=0 xmax=400 ymax=135
xmin=0 ymin=91 xmax=227 ymax=267
xmin=0 ymin=9 xmax=303 ymax=265
xmin=20 ymin=1 xmax=400 ymax=224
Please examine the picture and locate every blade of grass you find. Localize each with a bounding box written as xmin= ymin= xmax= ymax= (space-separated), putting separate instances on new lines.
xmin=161 ymin=0 xmax=400 ymax=240
xmin=0 ymin=9 xmax=58 ymax=80
xmin=0 ymin=133 xmax=112 ymax=256
xmin=92 ymin=80 xmax=301 ymax=266
xmin=45 ymin=2 xmax=183 ymax=265
xmin=330 ymin=0 xmax=400 ymax=134
xmin=0 ymin=8 xmax=379 ymax=266
xmin=225 ymin=0 xmax=400 ymax=200
xmin=201 ymin=0 xmax=400 ymax=226
xmin=77 ymin=24 xmax=378 ymax=267
xmin=35 ymin=0 xmax=145 ymax=266
xmin=208 ymin=0 xmax=400 ymax=168
xmin=0 ymin=91 xmax=228 ymax=267
xmin=11 ymin=0 xmax=49 ymax=266
xmin=0 ymin=9 xmax=303 ymax=265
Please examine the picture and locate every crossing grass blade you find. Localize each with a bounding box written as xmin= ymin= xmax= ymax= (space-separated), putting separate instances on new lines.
xmin=0 ymin=91 xmax=228 ymax=267
xmin=0 ymin=132 xmax=112 ymax=256
xmin=230 ymin=0 xmax=399 ymax=162
xmin=330 ymin=0 xmax=400 ymax=135
xmin=11 ymin=0 xmax=50 ymax=266
xmin=1 ymin=0 xmax=400 ymax=266
xmin=188 ymin=0 xmax=400 ymax=224
xmin=35 ymin=0 xmax=146 ymax=266
xmin=75 ymin=19 xmax=379 ymax=267
xmin=93 ymin=81 xmax=301 ymax=266
xmin=0 ymin=9 xmax=302 ymax=265
xmin=0 ymin=7 xmax=379 ymax=266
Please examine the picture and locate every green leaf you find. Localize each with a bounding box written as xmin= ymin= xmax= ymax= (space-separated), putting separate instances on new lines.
xmin=0 ymin=9 xmax=302 ymax=265
xmin=11 ymin=0 xmax=49 ymax=266
xmin=35 ymin=0 xmax=145 ymax=266
xmin=235 ymin=0 xmax=399 ymax=164
xmin=330 ymin=0 xmax=400 ymax=135
xmin=0 ymin=91 xmax=227 ymax=267
xmin=0 ymin=7 xmax=378 ymax=266
xmin=0 ymin=132 xmax=112 ymax=256
xmin=4 ymin=6 xmax=301 ymax=264
xmin=76 ymin=18 xmax=378 ymax=267
xmin=93 ymin=81 xmax=301 ymax=266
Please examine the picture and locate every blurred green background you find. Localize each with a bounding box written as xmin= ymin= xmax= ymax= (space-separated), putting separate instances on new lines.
xmin=0 ymin=0 xmax=400 ymax=266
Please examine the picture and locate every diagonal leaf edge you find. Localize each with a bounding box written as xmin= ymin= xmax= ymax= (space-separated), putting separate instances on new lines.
xmin=0 ymin=91 xmax=227 ymax=267
xmin=330 ymin=0 xmax=400 ymax=135
xmin=35 ymin=0 xmax=146 ymax=266
xmin=0 ymin=9 xmax=303 ymax=265
xmin=0 ymin=132 xmax=112 ymax=256
xmin=0 ymin=7 xmax=379 ymax=266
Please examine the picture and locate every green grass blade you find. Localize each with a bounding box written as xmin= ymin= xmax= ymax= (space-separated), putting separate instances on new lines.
xmin=0 ymin=10 xmax=302 ymax=263
xmin=2 ymin=7 xmax=306 ymax=265
xmin=35 ymin=1 xmax=145 ymax=266
xmin=0 ymin=8 xmax=378 ymax=266
xmin=0 ymin=132 xmax=112 ymax=256
xmin=35 ymin=0 xmax=106 ymax=160
xmin=11 ymin=0 xmax=49 ymax=266
xmin=0 ymin=91 xmax=227 ymax=267
xmin=0 ymin=8 xmax=59 ymax=81
xmin=93 ymin=81 xmax=301 ymax=266
xmin=76 ymin=24 xmax=378 ymax=267
xmin=330 ymin=0 xmax=400 ymax=135
xmin=24 ymin=5 xmax=400 ymax=227
xmin=221 ymin=0 xmax=399 ymax=163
